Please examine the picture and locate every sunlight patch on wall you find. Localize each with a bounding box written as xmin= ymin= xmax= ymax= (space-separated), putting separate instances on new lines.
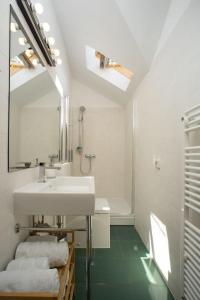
xmin=150 ymin=213 xmax=171 ymax=281
xmin=85 ymin=45 xmax=133 ymax=91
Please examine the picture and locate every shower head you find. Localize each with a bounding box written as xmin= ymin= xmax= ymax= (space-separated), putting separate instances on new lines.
xmin=80 ymin=106 xmax=86 ymax=112
xmin=78 ymin=106 xmax=86 ymax=122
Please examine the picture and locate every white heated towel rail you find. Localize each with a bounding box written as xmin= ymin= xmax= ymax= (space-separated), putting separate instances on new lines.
xmin=182 ymin=104 xmax=200 ymax=300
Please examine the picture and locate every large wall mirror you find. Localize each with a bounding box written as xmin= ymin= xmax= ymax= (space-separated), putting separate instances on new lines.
xmin=9 ymin=7 xmax=61 ymax=171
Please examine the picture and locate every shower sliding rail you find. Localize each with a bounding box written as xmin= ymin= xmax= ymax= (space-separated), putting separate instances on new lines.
xmin=182 ymin=104 xmax=200 ymax=300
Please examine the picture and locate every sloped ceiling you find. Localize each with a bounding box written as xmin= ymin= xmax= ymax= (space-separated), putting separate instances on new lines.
xmin=11 ymin=71 xmax=57 ymax=107
xmin=52 ymin=0 xmax=170 ymax=105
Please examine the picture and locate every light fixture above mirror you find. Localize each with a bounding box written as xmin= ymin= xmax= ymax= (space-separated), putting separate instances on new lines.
xmin=16 ymin=0 xmax=62 ymax=66
xmin=32 ymin=2 xmax=44 ymax=15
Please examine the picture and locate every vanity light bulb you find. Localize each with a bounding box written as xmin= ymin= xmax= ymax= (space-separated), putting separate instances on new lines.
xmin=25 ymin=49 xmax=34 ymax=57
xmin=47 ymin=37 xmax=55 ymax=46
xmin=18 ymin=37 xmax=27 ymax=46
xmin=56 ymin=58 xmax=62 ymax=65
xmin=34 ymin=3 xmax=44 ymax=15
xmin=52 ymin=48 xmax=60 ymax=57
xmin=10 ymin=22 xmax=19 ymax=32
xmin=41 ymin=22 xmax=50 ymax=32
xmin=32 ymin=58 xmax=39 ymax=66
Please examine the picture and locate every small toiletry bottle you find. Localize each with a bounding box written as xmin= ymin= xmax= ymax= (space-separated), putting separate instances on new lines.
xmin=38 ymin=162 xmax=46 ymax=182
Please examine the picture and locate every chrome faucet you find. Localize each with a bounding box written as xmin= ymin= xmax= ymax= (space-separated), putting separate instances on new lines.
xmin=48 ymin=154 xmax=58 ymax=167
xmin=38 ymin=162 xmax=61 ymax=182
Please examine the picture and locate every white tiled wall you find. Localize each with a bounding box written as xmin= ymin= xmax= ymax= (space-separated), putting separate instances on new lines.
xmin=0 ymin=0 xmax=71 ymax=270
xmin=71 ymin=79 xmax=133 ymax=212
xmin=72 ymin=106 xmax=125 ymax=200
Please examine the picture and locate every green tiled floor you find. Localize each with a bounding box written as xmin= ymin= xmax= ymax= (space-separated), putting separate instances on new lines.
xmin=75 ymin=226 xmax=175 ymax=300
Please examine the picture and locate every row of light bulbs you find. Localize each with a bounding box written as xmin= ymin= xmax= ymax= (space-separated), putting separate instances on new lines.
xmin=11 ymin=2 xmax=62 ymax=65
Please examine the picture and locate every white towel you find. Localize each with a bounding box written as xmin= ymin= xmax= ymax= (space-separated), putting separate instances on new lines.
xmin=0 ymin=269 xmax=59 ymax=292
xmin=15 ymin=241 xmax=68 ymax=267
xmin=26 ymin=235 xmax=58 ymax=242
xmin=6 ymin=257 xmax=49 ymax=271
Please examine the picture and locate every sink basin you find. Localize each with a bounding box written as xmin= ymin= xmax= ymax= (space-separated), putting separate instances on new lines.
xmin=14 ymin=176 xmax=95 ymax=216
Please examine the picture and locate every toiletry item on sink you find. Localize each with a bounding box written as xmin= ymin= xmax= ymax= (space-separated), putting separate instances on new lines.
xmin=6 ymin=257 xmax=49 ymax=271
xmin=38 ymin=162 xmax=46 ymax=182
xmin=45 ymin=168 xmax=56 ymax=178
xmin=15 ymin=241 xmax=69 ymax=267
xmin=0 ymin=269 xmax=59 ymax=292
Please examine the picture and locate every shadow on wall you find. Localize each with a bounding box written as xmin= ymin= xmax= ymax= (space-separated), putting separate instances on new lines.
xmin=149 ymin=213 xmax=171 ymax=282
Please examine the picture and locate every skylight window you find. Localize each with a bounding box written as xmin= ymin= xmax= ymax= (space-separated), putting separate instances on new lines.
xmin=85 ymin=46 xmax=133 ymax=91
xmin=11 ymin=56 xmax=25 ymax=66
xmin=10 ymin=50 xmax=39 ymax=76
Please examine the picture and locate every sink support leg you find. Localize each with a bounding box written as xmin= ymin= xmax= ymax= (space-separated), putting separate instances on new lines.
xmin=86 ymin=215 xmax=92 ymax=300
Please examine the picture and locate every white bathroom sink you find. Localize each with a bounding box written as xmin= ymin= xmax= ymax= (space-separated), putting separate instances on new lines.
xmin=14 ymin=176 xmax=95 ymax=216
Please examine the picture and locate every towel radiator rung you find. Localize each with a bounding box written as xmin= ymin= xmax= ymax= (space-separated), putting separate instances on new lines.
xmin=185 ymin=177 xmax=200 ymax=185
xmin=185 ymin=146 xmax=200 ymax=151
xmin=184 ymin=269 xmax=200 ymax=293
xmin=184 ymin=233 xmax=200 ymax=252
xmin=185 ymin=196 xmax=200 ymax=207
xmin=185 ymin=189 xmax=200 ymax=200
xmin=185 ymin=171 xmax=200 ymax=178
xmin=184 ymin=281 xmax=199 ymax=300
xmin=185 ymin=183 xmax=200 ymax=193
xmin=184 ymin=104 xmax=200 ymax=115
xmin=184 ymin=251 xmax=200 ymax=274
xmin=185 ymin=159 xmax=200 ymax=164
xmin=185 ymin=220 xmax=200 ymax=235
xmin=185 ymin=239 xmax=199 ymax=256
xmin=187 ymin=117 xmax=200 ymax=126
xmin=187 ymin=110 xmax=200 ymax=120
xmin=184 ymin=275 xmax=200 ymax=298
xmin=185 ymin=227 xmax=200 ymax=247
xmin=185 ymin=165 xmax=200 ymax=171
xmin=185 ymin=153 xmax=200 ymax=157
xmin=185 ymin=244 xmax=200 ymax=263
xmin=185 ymin=124 xmax=200 ymax=133
xmin=185 ymin=203 xmax=200 ymax=213
xmin=185 ymin=261 xmax=200 ymax=284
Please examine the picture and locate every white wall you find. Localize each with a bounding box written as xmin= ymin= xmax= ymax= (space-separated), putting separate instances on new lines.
xmin=133 ymin=0 xmax=199 ymax=299
xmin=125 ymin=100 xmax=133 ymax=210
xmin=0 ymin=0 xmax=71 ymax=270
xmin=71 ymin=79 xmax=132 ymax=211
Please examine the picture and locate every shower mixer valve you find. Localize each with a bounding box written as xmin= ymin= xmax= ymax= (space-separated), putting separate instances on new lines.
xmin=85 ymin=154 xmax=96 ymax=159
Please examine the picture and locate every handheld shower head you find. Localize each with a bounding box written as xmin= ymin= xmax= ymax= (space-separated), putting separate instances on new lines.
xmin=80 ymin=106 xmax=86 ymax=112
xmin=78 ymin=106 xmax=86 ymax=122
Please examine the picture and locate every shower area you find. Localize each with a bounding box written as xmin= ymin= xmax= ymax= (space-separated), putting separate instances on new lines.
xmin=71 ymin=82 xmax=134 ymax=225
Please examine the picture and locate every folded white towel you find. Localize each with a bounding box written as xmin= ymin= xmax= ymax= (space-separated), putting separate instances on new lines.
xmin=0 ymin=269 xmax=59 ymax=292
xmin=26 ymin=235 xmax=58 ymax=242
xmin=6 ymin=257 xmax=49 ymax=271
xmin=15 ymin=241 xmax=68 ymax=268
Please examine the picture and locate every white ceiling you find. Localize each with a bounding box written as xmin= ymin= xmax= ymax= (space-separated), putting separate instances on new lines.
xmin=53 ymin=0 xmax=171 ymax=105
